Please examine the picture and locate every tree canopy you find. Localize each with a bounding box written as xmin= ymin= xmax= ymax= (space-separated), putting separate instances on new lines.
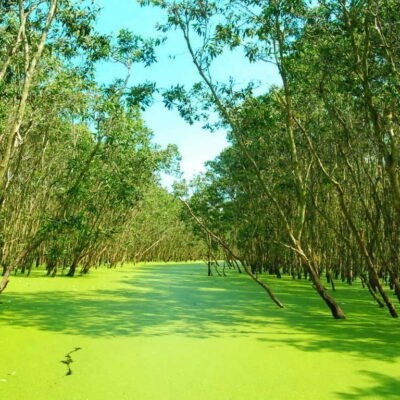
xmin=1 ymin=0 xmax=399 ymax=320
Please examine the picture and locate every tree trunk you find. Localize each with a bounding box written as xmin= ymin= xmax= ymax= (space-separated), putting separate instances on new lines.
xmin=307 ymin=261 xmax=345 ymax=319
xmin=67 ymin=257 xmax=79 ymax=277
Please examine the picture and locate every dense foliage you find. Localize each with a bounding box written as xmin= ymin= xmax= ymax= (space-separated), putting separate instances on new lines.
xmin=0 ymin=0 xmax=206 ymax=291
xmin=143 ymin=0 xmax=400 ymax=319
xmin=1 ymin=0 xmax=399 ymax=320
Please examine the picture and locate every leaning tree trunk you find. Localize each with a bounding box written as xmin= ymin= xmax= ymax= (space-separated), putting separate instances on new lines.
xmin=295 ymin=245 xmax=346 ymax=319
xmin=67 ymin=256 xmax=79 ymax=277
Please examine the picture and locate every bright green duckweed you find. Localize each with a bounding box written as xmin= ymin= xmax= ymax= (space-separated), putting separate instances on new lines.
xmin=0 ymin=263 xmax=399 ymax=399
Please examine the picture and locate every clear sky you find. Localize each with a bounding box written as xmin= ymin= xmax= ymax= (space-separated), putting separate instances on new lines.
xmin=95 ymin=0 xmax=281 ymax=185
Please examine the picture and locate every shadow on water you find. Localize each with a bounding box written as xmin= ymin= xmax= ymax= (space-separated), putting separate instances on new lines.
xmin=335 ymin=371 xmax=400 ymax=399
xmin=0 ymin=263 xmax=399 ymax=364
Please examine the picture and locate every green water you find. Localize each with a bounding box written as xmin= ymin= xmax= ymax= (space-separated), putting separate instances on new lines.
xmin=0 ymin=263 xmax=399 ymax=399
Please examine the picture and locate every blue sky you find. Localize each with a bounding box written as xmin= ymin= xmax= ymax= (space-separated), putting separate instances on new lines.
xmin=95 ymin=0 xmax=280 ymax=185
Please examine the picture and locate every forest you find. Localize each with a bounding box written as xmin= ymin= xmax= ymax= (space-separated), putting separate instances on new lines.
xmin=0 ymin=0 xmax=208 ymax=287
xmin=0 ymin=1 xmax=399 ymax=399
